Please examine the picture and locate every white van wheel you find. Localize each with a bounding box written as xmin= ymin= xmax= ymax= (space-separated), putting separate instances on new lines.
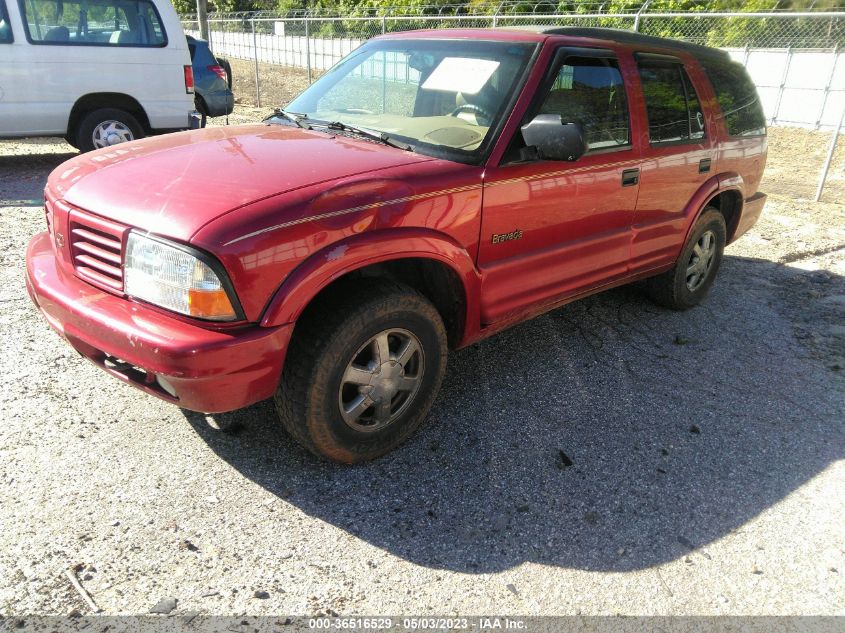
xmin=76 ymin=108 xmax=144 ymax=152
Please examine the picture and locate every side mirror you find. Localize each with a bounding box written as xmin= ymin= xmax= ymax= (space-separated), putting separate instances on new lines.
xmin=521 ymin=114 xmax=586 ymax=162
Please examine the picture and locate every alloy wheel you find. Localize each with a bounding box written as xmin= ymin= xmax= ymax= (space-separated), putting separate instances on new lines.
xmin=686 ymin=230 xmax=717 ymax=292
xmin=337 ymin=328 xmax=424 ymax=433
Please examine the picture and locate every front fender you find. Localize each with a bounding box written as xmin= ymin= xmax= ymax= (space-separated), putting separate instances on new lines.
xmin=260 ymin=228 xmax=482 ymax=340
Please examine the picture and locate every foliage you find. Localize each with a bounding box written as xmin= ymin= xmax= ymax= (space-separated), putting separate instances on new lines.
xmin=178 ymin=0 xmax=844 ymax=47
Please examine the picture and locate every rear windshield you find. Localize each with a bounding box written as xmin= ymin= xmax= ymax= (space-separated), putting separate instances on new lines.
xmin=700 ymin=58 xmax=766 ymax=137
xmin=18 ymin=0 xmax=167 ymax=46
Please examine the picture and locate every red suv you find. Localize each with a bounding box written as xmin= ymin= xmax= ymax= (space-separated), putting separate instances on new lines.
xmin=26 ymin=27 xmax=767 ymax=462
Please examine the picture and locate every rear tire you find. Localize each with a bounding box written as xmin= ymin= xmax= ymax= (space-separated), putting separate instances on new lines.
xmin=646 ymin=207 xmax=726 ymax=310
xmin=275 ymin=279 xmax=448 ymax=463
xmin=75 ymin=108 xmax=144 ymax=152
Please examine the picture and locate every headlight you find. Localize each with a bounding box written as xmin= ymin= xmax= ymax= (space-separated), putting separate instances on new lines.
xmin=124 ymin=232 xmax=239 ymax=321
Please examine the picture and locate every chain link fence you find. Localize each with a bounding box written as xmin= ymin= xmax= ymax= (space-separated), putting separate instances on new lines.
xmin=181 ymin=4 xmax=845 ymax=110
xmin=182 ymin=1 xmax=845 ymax=48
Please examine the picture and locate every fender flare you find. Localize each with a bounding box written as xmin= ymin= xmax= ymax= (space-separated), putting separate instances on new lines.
xmin=681 ymin=172 xmax=745 ymax=246
xmin=259 ymin=227 xmax=482 ymax=337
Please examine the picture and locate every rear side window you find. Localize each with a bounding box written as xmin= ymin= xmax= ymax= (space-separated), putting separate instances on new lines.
xmin=700 ymin=58 xmax=766 ymax=137
xmin=539 ymin=56 xmax=630 ymax=150
xmin=637 ymin=59 xmax=705 ymax=145
xmin=18 ymin=0 xmax=166 ymax=46
xmin=0 ymin=0 xmax=13 ymax=43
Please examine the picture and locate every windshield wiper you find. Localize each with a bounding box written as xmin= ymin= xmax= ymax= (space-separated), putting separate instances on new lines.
xmin=319 ymin=120 xmax=413 ymax=151
xmin=267 ymin=109 xmax=310 ymax=129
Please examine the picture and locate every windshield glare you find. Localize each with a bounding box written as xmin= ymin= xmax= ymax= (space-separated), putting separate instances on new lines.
xmin=285 ymin=39 xmax=536 ymax=163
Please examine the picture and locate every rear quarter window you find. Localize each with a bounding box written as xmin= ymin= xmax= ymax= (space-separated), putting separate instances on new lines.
xmin=17 ymin=0 xmax=167 ymax=47
xmin=0 ymin=0 xmax=13 ymax=43
xmin=700 ymin=58 xmax=766 ymax=137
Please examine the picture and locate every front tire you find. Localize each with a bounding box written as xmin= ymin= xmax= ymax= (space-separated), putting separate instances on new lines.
xmin=646 ymin=207 xmax=726 ymax=310
xmin=75 ymin=108 xmax=144 ymax=152
xmin=275 ymin=279 xmax=448 ymax=463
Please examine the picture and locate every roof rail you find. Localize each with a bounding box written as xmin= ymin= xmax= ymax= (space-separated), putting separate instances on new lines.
xmin=541 ymin=26 xmax=731 ymax=60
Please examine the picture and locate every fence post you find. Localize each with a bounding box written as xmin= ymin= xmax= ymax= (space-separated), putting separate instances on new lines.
xmin=814 ymin=105 xmax=845 ymax=202
xmin=633 ymin=0 xmax=652 ymax=32
xmin=251 ymin=18 xmax=261 ymax=108
xmin=492 ymin=1 xmax=503 ymax=28
xmin=196 ymin=0 xmax=208 ymax=41
xmin=816 ymin=45 xmax=839 ymax=130
xmin=305 ymin=17 xmax=312 ymax=84
xmin=381 ymin=14 xmax=386 ymax=35
xmin=771 ymin=47 xmax=793 ymax=126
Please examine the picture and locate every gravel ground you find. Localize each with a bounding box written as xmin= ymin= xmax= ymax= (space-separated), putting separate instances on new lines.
xmin=227 ymin=58 xmax=320 ymax=113
xmin=0 ymin=120 xmax=843 ymax=617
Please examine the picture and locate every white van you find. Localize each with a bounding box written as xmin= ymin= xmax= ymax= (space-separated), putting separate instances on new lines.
xmin=0 ymin=0 xmax=197 ymax=151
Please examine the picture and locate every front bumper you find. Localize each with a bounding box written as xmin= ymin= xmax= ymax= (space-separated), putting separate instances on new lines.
xmin=25 ymin=231 xmax=292 ymax=413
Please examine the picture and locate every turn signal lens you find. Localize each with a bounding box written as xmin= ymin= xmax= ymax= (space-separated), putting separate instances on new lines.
xmin=188 ymin=287 xmax=235 ymax=320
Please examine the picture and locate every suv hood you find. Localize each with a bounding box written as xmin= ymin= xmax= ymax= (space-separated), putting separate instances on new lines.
xmin=48 ymin=124 xmax=433 ymax=241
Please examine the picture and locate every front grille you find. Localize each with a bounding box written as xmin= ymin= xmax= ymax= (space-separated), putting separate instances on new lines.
xmin=68 ymin=210 xmax=127 ymax=293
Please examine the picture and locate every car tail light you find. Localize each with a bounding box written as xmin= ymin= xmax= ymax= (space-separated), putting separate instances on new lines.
xmin=207 ymin=64 xmax=227 ymax=82
xmin=184 ymin=65 xmax=195 ymax=94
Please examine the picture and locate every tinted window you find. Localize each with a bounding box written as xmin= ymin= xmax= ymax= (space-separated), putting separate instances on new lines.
xmin=701 ymin=58 xmax=766 ymax=137
xmin=638 ymin=60 xmax=706 ymax=144
xmin=539 ymin=57 xmax=630 ymax=150
xmin=18 ymin=0 xmax=166 ymax=46
xmin=0 ymin=0 xmax=12 ymax=43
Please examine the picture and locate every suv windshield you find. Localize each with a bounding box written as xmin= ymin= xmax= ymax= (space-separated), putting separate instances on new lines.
xmin=282 ymin=39 xmax=537 ymax=164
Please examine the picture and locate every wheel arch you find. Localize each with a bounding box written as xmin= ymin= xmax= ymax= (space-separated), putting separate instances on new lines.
xmin=260 ymin=228 xmax=482 ymax=349
xmin=67 ymin=93 xmax=151 ymax=137
xmin=682 ymin=173 xmax=744 ymax=246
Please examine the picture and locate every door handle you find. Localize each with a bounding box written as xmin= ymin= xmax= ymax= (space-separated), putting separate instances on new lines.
xmin=621 ymin=168 xmax=640 ymax=187
xmin=699 ymin=158 xmax=712 ymax=173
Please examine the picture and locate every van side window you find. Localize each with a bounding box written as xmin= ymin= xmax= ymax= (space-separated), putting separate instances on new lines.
xmin=0 ymin=0 xmax=13 ymax=43
xmin=700 ymin=58 xmax=767 ymax=137
xmin=539 ymin=57 xmax=631 ymax=150
xmin=637 ymin=59 xmax=706 ymax=145
xmin=18 ymin=0 xmax=167 ymax=46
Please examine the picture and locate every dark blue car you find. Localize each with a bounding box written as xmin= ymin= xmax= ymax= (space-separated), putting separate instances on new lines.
xmin=187 ymin=35 xmax=235 ymax=122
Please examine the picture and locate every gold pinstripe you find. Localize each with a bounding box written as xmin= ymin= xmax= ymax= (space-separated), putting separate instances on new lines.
xmin=486 ymin=157 xmax=643 ymax=188
xmin=224 ymin=184 xmax=481 ymax=246
xmin=224 ymin=158 xmax=642 ymax=246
